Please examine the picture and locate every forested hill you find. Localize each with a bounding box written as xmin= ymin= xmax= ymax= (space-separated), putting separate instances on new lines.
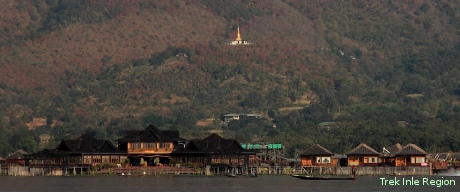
xmin=0 ymin=0 xmax=459 ymax=157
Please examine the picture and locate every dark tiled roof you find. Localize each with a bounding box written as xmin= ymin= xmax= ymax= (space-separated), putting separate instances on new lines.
xmin=180 ymin=133 xmax=246 ymax=153
xmin=55 ymin=133 xmax=125 ymax=154
xmin=347 ymin=143 xmax=380 ymax=155
xmin=117 ymin=124 xmax=187 ymax=143
xmin=394 ymin=143 xmax=427 ymax=156
xmin=6 ymin=149 xmax=28 ymax=159
xmin=300 ymin=144 xmax=333 ymax=156
xmin=123 ymin=130 xmax=142 ymax=138
xmin=387 ymin=143 xmax=403 ymax=154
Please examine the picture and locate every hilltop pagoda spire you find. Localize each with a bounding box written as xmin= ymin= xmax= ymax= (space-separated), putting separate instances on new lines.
xmin=228 ymin=25 xmax=252 ymax=45
xmin=236 ymin=26 xmax=242 ymax=41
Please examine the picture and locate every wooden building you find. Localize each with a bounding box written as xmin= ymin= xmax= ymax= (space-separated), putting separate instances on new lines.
xmin=171 ymin=133 xmax=256 ymax=174
xmin=26 ymin=133 xmax=127 ymax=174
xmin=116 ymin=124 xmax=187 ymax=166
xmin=5 ymin=150 xmax=28 ymax=166
xmin=347 ymin=143 xmax=380 ymax=166
xmin=299 ymin=144 xmax=336 ymax=166
xmin=382 ymin=143 xmax=403 ymax=166
xmin=27 ymin=134 xmax=127 ymax=167
xmin=393 ymin=143 xmax=428 ymax=166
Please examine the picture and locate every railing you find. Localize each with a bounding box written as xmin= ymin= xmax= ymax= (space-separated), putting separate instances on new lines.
xmin=128 ymin=149 xmax=173 ymax=153
xmin=297 ymin=166 xmax=431 ymax=175
xmin=0 ymin=164 xmax=436 ymax=176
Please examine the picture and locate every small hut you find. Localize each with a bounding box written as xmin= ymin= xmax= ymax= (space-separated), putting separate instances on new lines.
xmin=5 ymin=150 xmax=28 ymax=166
xmin=299 ymin=144 xmax=336 ymax=166
xmin=347 ymin=143 xmax=380 ymax=166
xmin=393 ymin=143 xmax=428 ymax=166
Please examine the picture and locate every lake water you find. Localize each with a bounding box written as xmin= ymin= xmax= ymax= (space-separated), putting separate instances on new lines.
xmin=0 ymin=175 xmax=459 ymax=192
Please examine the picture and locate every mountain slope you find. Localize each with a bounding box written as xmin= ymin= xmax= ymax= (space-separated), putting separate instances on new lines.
xmin=0 ymin=0 xmax=459 ymax=156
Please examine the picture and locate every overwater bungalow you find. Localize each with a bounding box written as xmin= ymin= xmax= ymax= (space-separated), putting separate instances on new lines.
xmin=5 ymin=150 xmax=28 ymax=166
xmin=171 ymin=133 xmax=256 ymax=175
xmin=299 ymin=144 xmax=337 ymax=167
xmin=393 ymin=143 xmax=428 ymax=166
xmin=347 ymin=143 xmax=380 ymax=166
xmin=116 ymin=124 xmax=187 ymax=166
xmin=26 ymin=133 xmax=127 ymax=175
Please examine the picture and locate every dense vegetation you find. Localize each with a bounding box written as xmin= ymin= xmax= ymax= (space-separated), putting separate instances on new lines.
xmin=0 ymin=0 xmax=459 ymax=158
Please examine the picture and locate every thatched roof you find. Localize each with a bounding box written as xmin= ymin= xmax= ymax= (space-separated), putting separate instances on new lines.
xmin=6 ymin=149 xmax=28 ymax=159
xmin=387 ymin=143 xmax=403 ymax=154
xmin=300 ymin=144 xmax=333 ymax=156
xmin=347 ymin=143 xmax=380 ymax=155
xmin=394 ymin=143 xmax=427 ymax=156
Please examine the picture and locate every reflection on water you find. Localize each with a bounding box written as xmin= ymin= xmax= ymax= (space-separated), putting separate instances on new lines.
xmin=437 ymin=167 xmax=460 ymax=176
xmin=0 ymin=175 xmax=459 ymax=192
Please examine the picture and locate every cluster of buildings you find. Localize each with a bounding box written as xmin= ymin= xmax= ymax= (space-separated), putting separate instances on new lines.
xmin=298 ymin=143 xmax=459 ymax=176
xmin=1 ymin=123 xmax=458 ymax=176
xmin=300 ymin=143 xmax=429 ymax=167
xmin=1 ymin=124 xmax=257 ymax=175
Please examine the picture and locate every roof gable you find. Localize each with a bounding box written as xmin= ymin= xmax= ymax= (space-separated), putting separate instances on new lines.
xmin=387 ymin=143 xmax=403 ymax=154
xmin=347 ymin=143 xmax=380 ymax=155
xmin=141 ymin=124 xmax=163 ymax=140
xmin=117 ymin=124 xmax=186 ymax=143
xmin=55 ymin=133 xmax=123 ymax=154
xmin=394 ymin=143 xmax=427 ymax=156
xmin=185 ymin=133 xmax=243 ymax=152
xmin=6 ymin=149 xmax=28 ymax=159
xmin=300 ymin=144 xmax=333 ymax=156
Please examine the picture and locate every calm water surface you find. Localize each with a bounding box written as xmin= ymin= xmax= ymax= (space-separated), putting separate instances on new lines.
xmin=0 ymin=175 xmax=458 ymax=192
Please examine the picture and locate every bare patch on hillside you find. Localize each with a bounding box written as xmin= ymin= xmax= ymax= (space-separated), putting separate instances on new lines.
xmin=26 ymin=118 xmax=61 ymax=130
xmin=161 ymin=94 xmax=190 ymax=104
xmin=279 ymin=106 xmax=304 ymax=112
xmin=196 ymin=118 xmax=214 ymax=127
xmin=407 ymin=94 xmax=424 ymax=98
xmin=279 ymin=92 xmax=316 ymax=112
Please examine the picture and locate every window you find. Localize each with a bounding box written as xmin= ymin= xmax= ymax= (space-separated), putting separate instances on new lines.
xmin=161 ymin=142 xmax=170 ymax=149
xmin=120 ymin=156 xmax=127 ymax=164
xmin=415 ymin=157 xmax=425 ymax=163
xmin=130 ymin=143 xmax=141 ymax=149
xmin=144 ymin=143 xmax=156 ymax=149
xmin=369 ymin=157 xmax=377 ymax=163
xmin=84 ymin=156 xmax=92 ymax=164
xmin=321 ymin=157 xmax=331 ymax=163
xmin=102 ymin=156 xmax=110 ymax=163
xmin=92 ymin=156 xmax=102 ymax=163
xmin=111 ymin=156 xmax=120 ymax=164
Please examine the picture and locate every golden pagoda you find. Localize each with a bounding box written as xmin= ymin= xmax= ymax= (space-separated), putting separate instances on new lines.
xmin=236 ymin=26 xmax=242 ymax=41
xmin=229 ymin=26 xmax=251 ymax=45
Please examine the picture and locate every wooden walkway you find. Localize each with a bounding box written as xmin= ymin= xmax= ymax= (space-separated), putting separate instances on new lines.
xmin=296 ymin=166 xmax=432 ymax=176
